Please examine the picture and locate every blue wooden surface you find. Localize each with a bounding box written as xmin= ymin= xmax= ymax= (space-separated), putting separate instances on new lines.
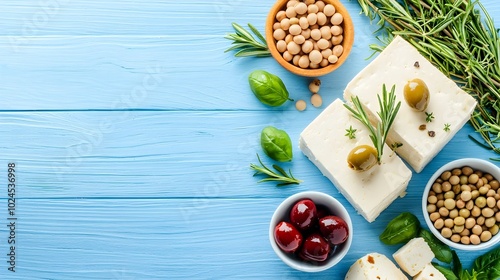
xmin=0 ymin=0 xmax=499 ymax=279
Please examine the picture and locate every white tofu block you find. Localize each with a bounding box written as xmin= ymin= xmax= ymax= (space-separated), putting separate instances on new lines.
xmin=344 ymin=36 xmax=477 ymax=173
xmin=345 ymin=253 xmax=408 ymax=280
xmin=393 ymin=237 xmax=435 ymax=276
xmin=299 ymin=99 xmax=412 ymax=222
xmin=413 ymin=263 xmax=446 ymax=280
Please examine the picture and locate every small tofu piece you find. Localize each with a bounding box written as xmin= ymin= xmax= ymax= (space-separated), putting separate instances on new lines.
xmin=393 ymin=237 xmax=435 ymax=276
xmin=299 ymin=98 xmax=412 ymax=222
xmin=345 ymin=253 xmax=408 ymax=280
xmin=413 ymin=263 xmax=446 ymax=280
xmin=344 ymin=36 xmax=477 ymax=173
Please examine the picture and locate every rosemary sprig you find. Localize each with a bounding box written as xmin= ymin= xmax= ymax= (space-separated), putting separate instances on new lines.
xmin=344 ymin=84 xmax=401 ymax=163
xmin=225 ymin=23 xmax=270 ymax=57
xmin=250 ymin=154 xmax=302 ymax=186
xmin=358 ymin=0 xmax=500 ymax=155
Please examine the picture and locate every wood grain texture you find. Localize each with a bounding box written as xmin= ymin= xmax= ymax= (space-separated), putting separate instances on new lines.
xmin=0 ymin=111 xmax=492 ymax=199
xmin=0 ymin=198 xmax=492 ymax=279
xmin=0 ymin=0 xmax=499 ymax=278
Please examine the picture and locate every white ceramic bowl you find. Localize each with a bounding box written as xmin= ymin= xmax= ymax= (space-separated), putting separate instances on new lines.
xmin=422 ymin=158 xmax=500 ymax=251
xmin=269 ymin=191 xmax=353 ymax=272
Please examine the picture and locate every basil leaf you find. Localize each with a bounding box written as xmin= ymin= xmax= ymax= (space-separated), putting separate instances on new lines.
xmin=472 ymin=245 xmax=500 ymax=279
xmin=432 ymin=263 xmax=459 ymax=280
xmin=379 ymin=212 xmax=420 ymax=245
xmin=260 ymin=126 xmax=293 ymax=162
xmin=452 ymin=250 xmax=463 ymax=278
xmin=419 ymin=228 xmax=453 ymax=263
xmin=248 ymin=70 xmax=292 ymax=107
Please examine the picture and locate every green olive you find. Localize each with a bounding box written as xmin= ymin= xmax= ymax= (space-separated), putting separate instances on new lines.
xmin=403 ymin=78 xmax=430 ymax=112
xmin=347 ymin=145 xmax=378 ymax=171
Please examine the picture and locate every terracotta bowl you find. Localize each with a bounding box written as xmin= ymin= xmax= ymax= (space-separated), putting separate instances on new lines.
xmin=265 ymin=0 xmax=354 ymax=77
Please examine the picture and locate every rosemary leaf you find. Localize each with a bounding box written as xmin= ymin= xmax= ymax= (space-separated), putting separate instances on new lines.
xmin=248 ymin=23 xmax=267 ymax=45
xmin=225 ymin=22 xmax=270 ymax=57
xmin=250 ymin=154 xmax=302 ymax=186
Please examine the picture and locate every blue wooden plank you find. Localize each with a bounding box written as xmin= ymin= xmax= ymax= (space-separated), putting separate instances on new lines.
xmin=0 ymin=34 xmax=332 ymax=110
xmin=1 ymin=0 xmax=271 ymax=36
xmin=0 ymin=198 xmax=492 ymax=279
xmin=0 ymin=111 xmax=494 ymax=199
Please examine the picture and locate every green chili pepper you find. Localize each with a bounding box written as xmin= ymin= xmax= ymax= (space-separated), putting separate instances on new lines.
xmin=379 ymin=212 xmax=420 ymax=245
xmin=248 ymin=70 xmax=292 ymax=107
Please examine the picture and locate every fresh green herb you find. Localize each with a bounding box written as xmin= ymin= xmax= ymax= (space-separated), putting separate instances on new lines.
xmin=444 ymin=123 xmax=451 ymax=132
xmin=250 ymin=154 xmax=302 ymax=186
xmin=391 ymin=142 xmax=403 ymax=150
xmin=357 ymin=0 xmax=500 ymax=155
xmin=248 ymin=70 xmax=293 ymax=107
xmin=225 ymin=23 xmax=270 ymax=57
xmin=471 ymin=245 xmax=500 ymax=279
xmin=260 ymin=126 xmax=293 ymax=162
xmin=426 ymin=112 xmax=435 ymax=123
xmin=345 ymin=125 xmax=357 ymax=139
xmin=344 ymin=84 xmax=401 ymax=163
xmin=432 ymin=263 xmax=459 ymax=280
xmin=430 ymin=245 xmax=500 ymax=279
xmin=419 ymin=228 xmax=453 ymax=264
xmin=379 ymin=212 xmax=420 ymax=245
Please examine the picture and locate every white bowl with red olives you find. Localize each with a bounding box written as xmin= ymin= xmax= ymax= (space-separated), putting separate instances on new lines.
xmin=422 ymin=158 xmax=500 ymax=251
xmin=269 ymin=191 xmax=352 ymax=272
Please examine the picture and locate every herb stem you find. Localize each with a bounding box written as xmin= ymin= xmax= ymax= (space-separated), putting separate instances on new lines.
xmin=250 ymin=154 xmax=302 ymax=186
xmin=225 ymin=23 xmax=270 ymax=57
xmin=344 ymin=84 xmax=400 ymax=163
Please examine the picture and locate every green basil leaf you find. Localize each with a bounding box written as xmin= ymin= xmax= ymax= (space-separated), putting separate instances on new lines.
xmin=472 ymin=245 xmax=500 ymax=279
xmin=432 ymin=263 xmax=459 ymax=280
xmin=260 ymin=126 xmax=293 ymax=162
xmin=419 ymin=228 xmax=453 ymax=263
xmin=379 ymin=212 xmax=420 ymax=245
xmin=248 ymin=70 xmax=291 ymax=107
xmin=452 ymin=250 xmax=463 ymax=278
xmin=473 ymin=269 xmax=492 ymax=280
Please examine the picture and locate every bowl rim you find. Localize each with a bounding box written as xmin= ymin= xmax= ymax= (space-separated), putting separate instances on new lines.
xmin=422 ymin=158 xmax=500 ymax=251
xmin=269 ymin=191 xmax=353 ymax=272
xmin=265 ymin=0 xmax=355 ymax=77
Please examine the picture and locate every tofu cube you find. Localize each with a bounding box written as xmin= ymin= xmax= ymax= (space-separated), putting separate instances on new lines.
xmin=345 ymin=253 xmax=408 ymax=280
xmin=393 ymin=237 xmax=435 ymax=276
xmin=299 ymin=99 xmax=412 ymax=222
xmin=413 ymin=263 xmax=446 ymax=280
xmin=344 ymin=36 xmax=477 ymax=173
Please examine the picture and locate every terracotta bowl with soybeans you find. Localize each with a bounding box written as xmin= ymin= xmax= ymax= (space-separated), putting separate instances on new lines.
xmin=266 ymin=0 xmax=354 ymax=77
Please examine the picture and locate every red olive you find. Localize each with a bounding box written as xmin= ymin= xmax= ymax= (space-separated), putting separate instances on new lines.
xmin=274 ymin=221 xmax=303 ymax=253
xmin=299 ymin=233 xmax=330 ymax=262
xmin=315 ymin=205 xmax=330 ymax=220
xmin=290 ymin=199 xmax=317 ymax=230
xmin=319 ymin=215 xmax=349 ymax=245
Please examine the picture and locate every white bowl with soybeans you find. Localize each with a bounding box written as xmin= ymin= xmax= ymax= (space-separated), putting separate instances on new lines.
xmin=422 ymin=158 xmax=500 ymax=251
xmin=266 ymin=0 xmax=354 ymax=77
